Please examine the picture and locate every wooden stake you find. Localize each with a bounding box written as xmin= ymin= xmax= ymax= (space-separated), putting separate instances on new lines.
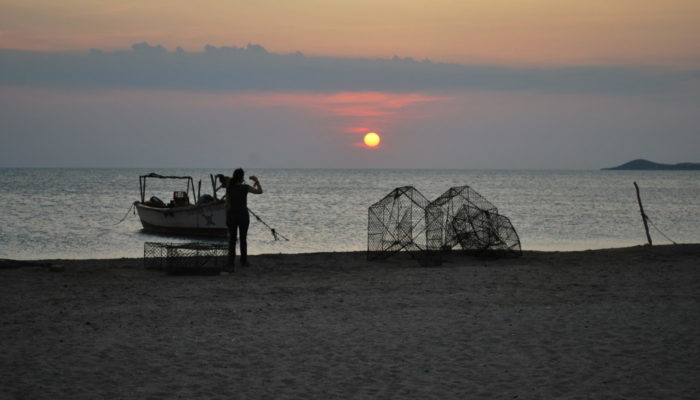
xmin=634 ymin=181 xmax=652 ymax=246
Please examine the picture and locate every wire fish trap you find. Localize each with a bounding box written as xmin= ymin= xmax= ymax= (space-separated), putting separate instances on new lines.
xmin=144 ymin=242 xmax=228 ymax=274
xmin=367 ymin=186 xmax=439 ymax=266
xmin=426 ymin=186 xmax=522 ymax=260
xmin=368 ymin=185 xmax=522 ymax=266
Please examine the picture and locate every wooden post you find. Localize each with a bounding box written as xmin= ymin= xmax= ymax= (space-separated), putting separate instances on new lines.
xmin=634 ymin=181 xmax=652 ymax=246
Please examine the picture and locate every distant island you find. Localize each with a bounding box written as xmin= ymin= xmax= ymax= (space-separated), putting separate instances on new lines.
xmin=603 ymin=159 xmax=700 ymax=171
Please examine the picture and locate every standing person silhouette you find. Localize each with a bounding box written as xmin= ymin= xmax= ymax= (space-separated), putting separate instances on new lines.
xmin=226 ymin=168 xmax=263 ymax=269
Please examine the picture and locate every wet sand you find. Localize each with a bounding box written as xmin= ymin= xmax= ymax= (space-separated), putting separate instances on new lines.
xmin=1 ymin=244 xmax=699 ymax=399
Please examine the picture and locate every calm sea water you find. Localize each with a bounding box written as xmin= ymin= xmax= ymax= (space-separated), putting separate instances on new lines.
xmin=1 ymin=168 xmax=698 ymax=260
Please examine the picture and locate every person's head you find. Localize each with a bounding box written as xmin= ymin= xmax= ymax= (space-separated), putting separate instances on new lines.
xmin=232 ymin=168 xmax=245 ymax=184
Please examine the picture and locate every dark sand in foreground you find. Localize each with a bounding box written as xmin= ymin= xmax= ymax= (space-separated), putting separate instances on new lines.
xmin=1 ymin=244 xmax=699 ymax=399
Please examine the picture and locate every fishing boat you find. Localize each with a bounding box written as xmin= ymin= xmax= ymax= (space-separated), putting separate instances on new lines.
xmin=134 ymin=173 xmax=228 ymax=236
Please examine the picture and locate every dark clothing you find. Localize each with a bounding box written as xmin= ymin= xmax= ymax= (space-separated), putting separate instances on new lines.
xmin=227 ymin=211 xmax=250 ymax=266
xmin=226 ymin=184 xmax=249 ymax=214
xmin=226 ymin=183 xmax=250 ymax=266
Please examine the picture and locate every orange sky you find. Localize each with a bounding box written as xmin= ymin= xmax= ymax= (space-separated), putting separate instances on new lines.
xmin=2 ymin=0 xmax=699 ymax=168
xmin=1 ymin=0 xmax=699 ymax=66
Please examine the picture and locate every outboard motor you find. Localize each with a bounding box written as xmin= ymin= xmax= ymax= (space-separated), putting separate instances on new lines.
xmin=148 ymin=196 xmax=166 ymax=207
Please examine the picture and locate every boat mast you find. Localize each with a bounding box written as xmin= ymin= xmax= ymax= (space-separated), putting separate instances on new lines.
xmin=139 ymin=176 xmax=146 ymax=203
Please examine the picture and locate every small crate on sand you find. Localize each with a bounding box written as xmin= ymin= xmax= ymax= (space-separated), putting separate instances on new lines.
xmin=144 ymin=242 xmax=227 ymax=274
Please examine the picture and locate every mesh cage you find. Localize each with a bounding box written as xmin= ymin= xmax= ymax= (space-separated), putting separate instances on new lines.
xmin=144 ymin=242 xmax=228 ymax=273
xmin=426 ymin=186 xmax=521 ymax=258
xmin=484 ymin=213 xmax=522 ymax=256
xmin=367 ymin=186 xmax=438 ymax=266
xmin=144 ymin=241 xmax=167 ymax=270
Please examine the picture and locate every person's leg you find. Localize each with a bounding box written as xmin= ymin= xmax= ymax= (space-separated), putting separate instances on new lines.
xmin=239 ymin=217 xmax=250 ymax=265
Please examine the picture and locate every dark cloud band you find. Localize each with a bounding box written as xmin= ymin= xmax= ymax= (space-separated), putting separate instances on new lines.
xmin=1 ymin=42 xmax=697 ymax=94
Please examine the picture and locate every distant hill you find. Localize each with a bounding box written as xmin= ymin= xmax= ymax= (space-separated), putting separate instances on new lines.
xmin=603 ymin=159 xmax=700 ymax=170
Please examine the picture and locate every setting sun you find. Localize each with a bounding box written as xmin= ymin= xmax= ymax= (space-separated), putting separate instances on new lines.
xmin=363 ymin=132 xmax=381 ymax=148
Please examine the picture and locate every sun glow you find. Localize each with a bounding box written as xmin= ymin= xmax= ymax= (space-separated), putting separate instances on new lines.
xmin=363 ymin=132 xmax=381 ymax=147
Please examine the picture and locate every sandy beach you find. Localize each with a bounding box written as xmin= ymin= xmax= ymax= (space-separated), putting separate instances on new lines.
xmin=1 ymin=244 xmax=699 ymax=399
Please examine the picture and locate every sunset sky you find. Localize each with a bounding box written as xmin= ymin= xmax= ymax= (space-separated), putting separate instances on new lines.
xmin=1 ymin=0 xmax=699 ymax=168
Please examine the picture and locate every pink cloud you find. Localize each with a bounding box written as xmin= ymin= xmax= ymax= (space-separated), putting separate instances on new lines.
xmin=236 ymin=91 xmax=449 ymax=143
xmin=242 ymin=91 xmax=445 ymax=115
xmin=318 ymin=92 xmax=447 ymax=117
xmin=6 ymin=87 xmax=449 ymax=149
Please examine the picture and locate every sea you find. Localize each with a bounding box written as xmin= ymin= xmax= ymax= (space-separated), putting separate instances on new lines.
xmin=1 ymin=168 xmax=699 ymax=260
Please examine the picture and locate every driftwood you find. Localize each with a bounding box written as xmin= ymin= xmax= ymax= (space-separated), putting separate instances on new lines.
xmin=634 ymin=182 xmax=652 ymax=246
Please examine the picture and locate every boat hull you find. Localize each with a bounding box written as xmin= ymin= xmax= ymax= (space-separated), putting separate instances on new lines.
xmin=134 ymin=201 xmax=228 ymax=237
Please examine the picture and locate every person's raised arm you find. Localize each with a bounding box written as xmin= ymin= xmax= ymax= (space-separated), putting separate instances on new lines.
xmin=248 ymin=175 xmax=263 ymax=194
